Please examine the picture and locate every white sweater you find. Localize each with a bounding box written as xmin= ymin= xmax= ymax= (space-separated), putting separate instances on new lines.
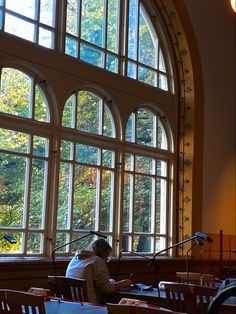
xmin=66 ymin=250 xmax=117 ymax=303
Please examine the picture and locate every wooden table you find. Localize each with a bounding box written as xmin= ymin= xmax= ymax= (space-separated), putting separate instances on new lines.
xmin=45 ymin=299 xmax=108 ymax=313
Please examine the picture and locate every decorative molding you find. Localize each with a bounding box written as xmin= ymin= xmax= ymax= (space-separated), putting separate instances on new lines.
xmin=155 ymin=0 xmax=195 ymax=255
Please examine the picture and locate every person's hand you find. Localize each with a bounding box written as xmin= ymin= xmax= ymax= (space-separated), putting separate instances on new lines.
xmin=115 ymin=279 xmax=132 ymax=290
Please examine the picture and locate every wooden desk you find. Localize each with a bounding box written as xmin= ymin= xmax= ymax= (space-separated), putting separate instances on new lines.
xmin=45 ymin=300 xmax=107 ymax=313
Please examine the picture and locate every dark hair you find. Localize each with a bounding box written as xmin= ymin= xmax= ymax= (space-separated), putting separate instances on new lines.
xmin=92 ymin=238 xmax=112 ymax=258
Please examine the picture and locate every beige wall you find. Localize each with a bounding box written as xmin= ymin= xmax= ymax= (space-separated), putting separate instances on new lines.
xmin=182 ymin=0 xmax=236 ymax=234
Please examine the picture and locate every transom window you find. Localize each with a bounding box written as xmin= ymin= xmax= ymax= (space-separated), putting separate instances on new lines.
xmin=62 ymin=90 xmax=116 ymax=138
xmin=0 ymin=0 xmax=56 ymax=49
xmin=0 ymin=0 xmax=170 ymax=90
xmin=125 ymin=108 xmax=168 ymax=149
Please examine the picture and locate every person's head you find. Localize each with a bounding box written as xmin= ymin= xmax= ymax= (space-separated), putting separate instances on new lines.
xmin=92 ymin=238 xmax=112 ymax=261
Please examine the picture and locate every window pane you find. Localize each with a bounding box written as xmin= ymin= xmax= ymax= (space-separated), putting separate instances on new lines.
xmin=139 ymin=9 xmax=157 ymax=68
xmin=0 ymin=128 xmax=29 ymax=153
xmin=103 ymin=104 xmax=115 ymax=137
xmin=158 ymin=119 xmax=168 ymax=150
xmin=156 ymin=178 xmax=167 ymax=233
xmin=0 ymin=153 xmax=26 ymax=228
xmin=81 ymin=0 xmax=104 ymax=47
xmin=33 ymin=136 xmax=49 ymax=157
xmin=125 ymin=112 xmax=135 ymax=142
xmin=80 ymin=42 xmax=103 ymax=67
xmin=100 ymin=170 xmax=113 ymax=232
xmin=138 ymin=65 xmax=156 ymax=87
xmin=133 ymin=235 xmax=152 ymax=252
xmin=40 ymin=0 xmax=55 ymax=27
xmin=155 ymin=236 xmax=166 ymax=252
xmin=71 ymin=233 xmax=93 ymax=252
xmin=159 ymin=73 xmax=168 ymax=91
xmin=39 ymin=27 xmax=54 ymax=49
xmin=62 ymin=94 xmax=76 ymax=128
xmin=73 ymin=165 xmax=96 ymax=230
xmin=136 ymin=109 xmax=154 ymax=147
xmin=159 ymin=49 xmax=166 ymax=72
xmin=66 ymin=0 xmax=79 ymax=35
xmin=6 ymin=0 xmax=36 ymax=20
xmin=127 ymin=61 xmax=137 ymax=79
xmin=55 ymin=233 xmax=69 ymax=252
xmin=106 ymin=53 xmax=118 ymax=73
xmin=65 ymin=36 xmax=78 ymax=57
xmin=29 ymin=159 xmax=47 ymax=229
xmin=134 ymin=175 xmax=152 ymax=233
xmin=76 ymin=143 xmax=100 ymax=165
xmin=57 ymin=163 xmax=71 ymax=230
xmin=135 ymin=155 xmax=154 ymax=174
xmin=157 ymin=160 xmax=167 ymax=177
xmin=60 ymin=140 xmax=73 ymax=161
xmin=27 ymin=232 xmax=43 ymax=254
xmin=102 ymin=150 xmax=114 ymax=168
xmin=107 ymin=0 xmax=119 ymax=53
xmin=0 ymin=68 xmax=31 ymax=118
xmin=5 ymin=14 xmax=35 ymax=42
xmin=35 ymin=85 xmax=49 ymax=122
xmin=128 ymin=0 xmax=138 ymax=60
xmin=0 ymin=231 xmax=20 ymax=253
xmin=123 ymin=173 xmax=133 ymax=232
xmin=0 ymin=9 xmax=3 ymax=30
xmin=77 ymin=91 xmax=100 ymax=134
xmin=124 ymin=153 xmax=134 ymax=171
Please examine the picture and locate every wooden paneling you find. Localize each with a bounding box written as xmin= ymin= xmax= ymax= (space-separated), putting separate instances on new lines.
xmin=0 ymin=257 xmax=235 ymax=291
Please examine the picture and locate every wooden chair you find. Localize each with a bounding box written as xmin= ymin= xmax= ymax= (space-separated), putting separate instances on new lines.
xmin=0 ymin=290 xmax=10 ymax=313
xmin=5 ymin=289 xmax=46 ymax=314
xmin=48 ymin=275 xmax=88 ymax=302
xmin=163 ymin=282 xmax=218 ymax=314
xmin=190 ymin=284 xmax=217 ymax=313
xmin=176 ymin=272 xmax=216 ymax=287
xmin=163 ymin=282 xmax=194 ymax=314
xmin=107 ymin=303 xmax=187 ymax=313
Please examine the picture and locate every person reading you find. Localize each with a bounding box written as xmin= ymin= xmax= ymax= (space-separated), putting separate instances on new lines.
xmin=66 ymin=238 xmax=132 ymax=303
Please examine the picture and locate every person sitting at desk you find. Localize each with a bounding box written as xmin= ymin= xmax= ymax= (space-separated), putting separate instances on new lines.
xmin=66 ymin=238 xmax=132 ymax=304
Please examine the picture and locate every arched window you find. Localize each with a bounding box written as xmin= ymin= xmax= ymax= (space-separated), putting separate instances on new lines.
xmin=0 ymin=67 xmax=50 ymax=122
xmin=62 ymin=90 xmax=116 ymax=138
xmin=0 ymin=0 xmax=56 ymax=49
xmin=122 ymin=108 xmax=172 ymax=253
xmin=0 ymin=67 xmax=51 ymax=255
xmin=56 ymin=89 xmax=117 ymax=251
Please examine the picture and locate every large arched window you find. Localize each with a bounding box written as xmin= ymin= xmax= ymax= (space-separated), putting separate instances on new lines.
xmin=0 ymin=67 xmax=51 ymax=255
xmin=0 ymin=0 xmax=186 ymax=258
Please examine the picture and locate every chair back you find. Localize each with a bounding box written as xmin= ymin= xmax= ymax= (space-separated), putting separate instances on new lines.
xmin=164 ymin=282 xmax=218 ymax=314
xmin=176 ymin=272 xmax=216 ymax=287
xmin=5 ymin=290 xmax=46 ymax=314
xmin=48 ymin=275 xmax=88 ymax=302
xmin=107 ymin=303 xmax=186 ymax=314
xmin=190 ymin=284 xmax=218 ymax=313
xmin=0 ymin=290 xmax=10 ymax=313
xmin=163 ymin=282 xmax=194 ymax=314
